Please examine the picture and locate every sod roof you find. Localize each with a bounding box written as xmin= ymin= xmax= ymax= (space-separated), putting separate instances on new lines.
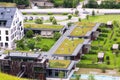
xmin=54 ymin=38 xmax=84 ymax=55
xmin=24 ymin=24 xmax=64 ymax=30
xmin=70 ymin=22 xmax=95 ymax=36
xmin=49 ymin=60 xmax=71 ymax=69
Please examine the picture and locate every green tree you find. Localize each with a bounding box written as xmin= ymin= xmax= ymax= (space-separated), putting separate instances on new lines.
xmin=67 ymin=22 xmax=72 ymax=27
xmin=88 ymin=74 xmax=95 ymax=80
xmin=92 ymin=10 xmax=95 ymax=16
xmin=68 ymin=14 xmax=72 ymax=19
xmin=36 ymin=36 xmax=42 ymax=42
xmin=49 ymin=16 xmax=54 ymax=22
xmin=86 ymin=15 xmax=89 ymax=20
xmin=52 ymin=19 xmax=57 ymax=25
xmin=59 ymin=71 xmax=64 ymax=80
xmin=35 ymin=18 xmax=43 ymax=24
xmin=54 ymin=32 xmax=61 ymax=40
xmin=78 ymin=18 xmax=81 ymax=22
xmin=25 ymin=30 xmax=34 ymax=38
xmin=16 ymin=39 xmax=25 ymax=50
xmin=85 ymin=0 xmax=98 ymax=8
xmin=27 ymin=40 xmax=35 ymax=50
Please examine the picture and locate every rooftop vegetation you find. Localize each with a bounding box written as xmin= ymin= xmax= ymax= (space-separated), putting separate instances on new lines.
xmin=0 ymin=2 xmax=16 ymax=7
xmin=70 ymin=22 xmax=95 ymax=36
xmin=55 ymin=38 xmax=84 ymax=55
xmin=49 ymin=60 xmax=71 ymax=69
xmin=24 ymin=24 xmax=63 ymax=30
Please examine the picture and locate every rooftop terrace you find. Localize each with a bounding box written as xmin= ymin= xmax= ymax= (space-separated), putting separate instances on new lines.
xmin=54 ymin=38 xmax=84 ymax=55
xmin=49 ymin=60 xmax=71 ymax=69
xmin=70 ymin=22 xmax=95 ymax=36
xmin=24 ymin=24 xmax=64 ymax=30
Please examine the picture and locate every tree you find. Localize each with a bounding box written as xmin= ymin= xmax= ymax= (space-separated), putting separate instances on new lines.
xmin=92 ymin=10 xmax=95 ymax=16
xmin=59 ymin=71 xmax=64 ymax=80
xmin=86 ymin=15 xmax=89 ymax=20
xmin=88 ymin=74 xmax=95 ymax=80
xmin=36 ymin=36 xmax=42 ymax=42
xmin=78 ymin=18 xmax=81 ymax=22
xmin=16 ymin=39 xmax=25 ymax=50
xmin=68 ymin=14 xmax=72 ymax=19
xmin=85 ymin=0 xmax=98 ymax=8
xmin=35 ymin=18 xmax=43 ymax=24
xmin=25 ymin=30 xmax=34 ymax=38
xmin=27 ymin=40 xmax=35 ymax=50
xmin=49 ymin=16 xmax=54 ymax=22
xmin=67 ymin=22 xmax=72 ymax=27
xmin=52 ymin=18 xmax=57 ymax=25
xmin=54 ymin=32 xmax=61 ymax=40
xmin=75 ymin=10 xmax=79 ymax=16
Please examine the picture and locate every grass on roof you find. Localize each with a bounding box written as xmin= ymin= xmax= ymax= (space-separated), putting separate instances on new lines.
xmin=55 ymin=38 xmax=84 ymax=55
xmin=70 ymin=22 xmax=95 ymax=36
xmin=49 ymin=60 xmax=70 ymax=69
xmin=0 ymin=2 xmax=16 ymax=7
xmin=24 ymin=24 xmax=63 ymax=30
xmin=0 ymin=72 xmax=27 ymax=80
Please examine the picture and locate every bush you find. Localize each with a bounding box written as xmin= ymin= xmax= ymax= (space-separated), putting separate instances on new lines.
xmin=107 ymin=61 xmax=110 ymax=65
xmin=113 ymin=38 xmax=117 ymax=41
xmin=75 ymin=10 xmax=79 ymax=16
xmin=78 ymin=18 xmax=81 ymax=22
xmin=91 ymin=46 xmax=99 ymax=50
xmin=22 ymin=12 xmax=27 ymax=15
xmin=53 ymin=32 xmax=61 ymax=40
xmin=89 ymin=50 xmax=97 ymax=54
xmin=35 ymin=19 xmax=43 ymax=24
xmin=102 ymin=67 xmax=106 ymax=73
xmin=52 ymin=19 xmax=57 ymax=25
xmin=32 ymin=13 xmax=37 ymax=15
xmin=99 ymin=34 xmax=108 ymax=37
xmin=101 ymin=29 xmax=109 ymax=33
xmin=62 ymin=13 xmax=68 ymax=15
xmin=81 ymin=56 xmax=87 ymax=60
xmin=49 ymin=16 xmax=55 ymax=22
xmin=106 ymin=56 xmax=109 ymax=60
xmin=48 ymin=12 xmax=53 ymax=15
xmin=25 ymin=30 xmax=34 ymax=38
xmin=42 ymin=45 xmax=49 ymax=51
xmin=97 ymin=37 xmax=104 ymax=41
xmin=68 ymin=14 xmax=72 ymax=19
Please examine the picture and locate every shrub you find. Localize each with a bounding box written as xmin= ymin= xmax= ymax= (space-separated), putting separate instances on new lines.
xmin=22 ymin=12 xmax=27 ymax=15
xmin=97 ymin=37 xmax=104 ymax=41
xmin=48 ymin=12 xmax=53 ymax=15
xmin=89 ymin=50 xmax=97 ymax=54
xmin=68 ymin=14 xmax=72 ymax=19
xmin=99 ymin=34 xmax=108 ymax=37
xmin=49 ymin=16 xmax=55 ymax=22
xmin=52 ymin=19 xmax=57 ymax=25
xmin=91 ymin=46 xmax=99 ymax=50
xmin=101 ymin=29 xmax=109 ymax=33
xmin=102 ymin=67 xmax=106 ymax=73
xmin=25 ymin=30 xmax=34 ymax=38
xmin=53 ymin=32 xmax=61 ymax=40
xmin=62 ymin=13 xmax=68 ymax=15
xmin=106 ymin=56 xmax=109 ymax=60
xmin=113 ymin=38 xmax=117 ymax=41
xmin=107 ymin=61 xmax=110 ymax=65
xmin=32 ymin=13 xmax=37 ymax=15
xmin=78 ymin=18 xmax=81 ymax=22
xmin=35 ymin=19 xmax=43 ymax=24
xmin=81 ymin=56 xmax=87 ymax=60
xmin=75 ymin=10 xmax=79 ymax=16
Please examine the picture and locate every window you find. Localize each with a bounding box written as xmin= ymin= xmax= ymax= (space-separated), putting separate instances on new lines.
xmin=0 ymin=43 xmax=3 ymax=47
xmin=0 ymin=30 xmax=1 ymax=35
xmin=5 ymin=30 xmax=8 ymax=35
xmin=0 ymin=36 xmax=1 ymax=41
xmin=5 ymin=43 xmax=8 ymax=47
xmin=6 ymin=37 xmax=9 ymax=41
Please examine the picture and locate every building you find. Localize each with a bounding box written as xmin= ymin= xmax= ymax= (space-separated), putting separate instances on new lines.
xmin=0 ymin=7 xmax=24 ymax=49
xmin=0 ymin=52 xmax=46 ymax=80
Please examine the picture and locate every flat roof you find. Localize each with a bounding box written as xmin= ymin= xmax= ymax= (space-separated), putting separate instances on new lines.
xmin=48 ymin=60 xmax=75 ymax=70
xmin=54 ymin=38 xmax=84 ymax=55
xmin=70 ymin=22 xmax=96 ymax=36
xmin=24 ymin=24 xmax=64 ymax=30
xmin=7 ymin=52 xmax=40 ymax=59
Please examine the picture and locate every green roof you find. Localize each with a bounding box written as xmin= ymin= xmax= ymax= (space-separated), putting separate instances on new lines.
xmin=49 ymin=60 xmax=71 ymax=69
xmin=24 ymin=24 xmax=64 ymax=30
xmin=55 ymin=38 xmax=84 ymax=55
xmin=70 ymin=22 xmax=95 ymax=36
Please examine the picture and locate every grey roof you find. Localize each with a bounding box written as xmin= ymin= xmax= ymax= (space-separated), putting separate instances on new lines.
xmin=0 ymin=7 xmax=17 ymax=28
xmin=8 ymin=52 xmax=41 ymax=59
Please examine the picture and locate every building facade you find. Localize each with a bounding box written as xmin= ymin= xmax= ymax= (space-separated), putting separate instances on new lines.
xmin=0 ymin=7 xmax=24 ymax=49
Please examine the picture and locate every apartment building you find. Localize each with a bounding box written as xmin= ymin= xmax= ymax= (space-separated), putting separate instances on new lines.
xmin=0 ymin=7 xmax=24 ymax=49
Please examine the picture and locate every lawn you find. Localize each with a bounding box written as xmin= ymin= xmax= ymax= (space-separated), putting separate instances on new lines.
xmin=49 ymin=60 xmax=70 ymax=69
xmin=16 ymin=38 xmax=56 ymax=51
xmin=82 ymin=15 xmax=120 ymax=23
xmin=0 ymin=72 xmax=27 ymax=80
xmin=77 ymin=23 xmax=120 ymax=69
xmin=70 ymin=22 xmax=95 ymax=36
xmin=24 ymin=24 xmax=63 ymax=30
xmin=55 ymin=38 xmax=84 ymax=55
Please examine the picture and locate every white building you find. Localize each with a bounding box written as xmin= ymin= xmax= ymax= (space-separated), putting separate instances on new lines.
xmin=0 ymin=7 xmax=24 ymax=49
